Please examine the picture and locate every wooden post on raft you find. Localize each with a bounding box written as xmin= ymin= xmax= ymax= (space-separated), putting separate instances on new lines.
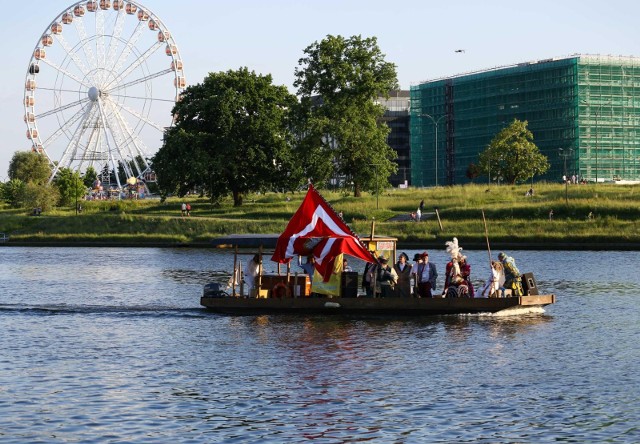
xmin=232 ymin=245 xmax=238 ymax=297
xmin=482 ymin=209 xmax=493 ymax=269
xmin=257 ymin=245 xmax=263 ymax=296
xmin=435 ymin=208 xmax=443 ymax=231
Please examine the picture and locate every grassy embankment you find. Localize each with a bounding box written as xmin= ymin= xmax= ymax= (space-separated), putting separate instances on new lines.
xmin=0 ymin=182 xmax=639 ymax=248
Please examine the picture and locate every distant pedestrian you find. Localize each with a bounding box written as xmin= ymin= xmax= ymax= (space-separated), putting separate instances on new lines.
xmin=549 ymin=209 xmax=554 ymax=221
xmin=181 ymin=202 xmax=186 ymax=217
xmin=416 ymin=208 xmax=422 ymax=222
xmin=186 ymin=203 xmax=191 ymax=216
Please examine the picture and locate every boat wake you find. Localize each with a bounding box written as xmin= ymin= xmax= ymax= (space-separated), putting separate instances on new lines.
xmin=0 ymin=303 xmax=206 ymax=318
xmin=460 ymin=306 xmax=546 ymax=318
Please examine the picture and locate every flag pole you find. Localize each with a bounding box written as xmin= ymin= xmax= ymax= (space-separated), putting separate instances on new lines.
xmin=481 ymin=209 xmax=492 ymax=269
xmin=232 ymin=245 xmax=238 ymax=297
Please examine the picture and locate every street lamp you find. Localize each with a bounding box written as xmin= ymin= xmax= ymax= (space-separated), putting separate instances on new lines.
xmin=581 ymin=99 xmax=611 ymax=184
xmin=559 ymin=148 xmax=574 ymax=204
xmin=369 ymin=163 xmax=382 ymax=209
xmin=419 ymin=113 xmax=446 ymax=186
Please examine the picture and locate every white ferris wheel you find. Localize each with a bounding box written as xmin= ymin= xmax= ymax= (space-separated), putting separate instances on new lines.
xmin=24 ymin=0 xmax=185 ymax=189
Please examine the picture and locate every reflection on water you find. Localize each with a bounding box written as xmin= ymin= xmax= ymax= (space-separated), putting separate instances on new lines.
xmin=0 ymin=248 xmax=638 ymax=442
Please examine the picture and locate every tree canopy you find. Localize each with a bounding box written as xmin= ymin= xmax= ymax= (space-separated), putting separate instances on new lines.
xmin=478 ymin=119 xmax=550 ymax=184
xmin=294 ymin=35 xmax=399 ymax=196
xmin=54 ymin=168 xmax=85 ymax=207
xmin=152 ymin=68 xmax=300 ymax=206
xmin=4 ymin=151 xmax=59 ymax=209
xmin=8 ymin=151 xmax=51 ymax=185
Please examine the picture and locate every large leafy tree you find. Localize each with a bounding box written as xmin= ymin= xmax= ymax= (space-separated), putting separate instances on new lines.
xmin=8 ymin=151 xmax=51 ymax=185
xmin=478 ymin=119 xmax=550 ymax=184
xmin=153 ymin=68 xmax=300 ymax=206
xmin=5 ymin=151 xmax=58 ymax=209
xmin=294 ymin=35 xmax=399 ymax=197
xmin=54 ymin=168 xmax=85 ymax=207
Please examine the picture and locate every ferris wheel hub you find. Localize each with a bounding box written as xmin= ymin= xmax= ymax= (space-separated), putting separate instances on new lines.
xmin=88 ymin=86 xmax=100 ymax=102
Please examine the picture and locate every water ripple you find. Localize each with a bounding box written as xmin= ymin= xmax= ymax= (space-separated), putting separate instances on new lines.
xmin=0 ymin=248 xmax=638 ymax=442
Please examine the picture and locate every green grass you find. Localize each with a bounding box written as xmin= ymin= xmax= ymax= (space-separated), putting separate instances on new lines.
xmin=1 ymin=182 xmax=639 ymax=247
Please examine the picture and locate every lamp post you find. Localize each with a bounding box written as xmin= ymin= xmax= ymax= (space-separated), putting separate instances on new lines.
xmin=374 ymin=164 xmax=378 ymax=209
xmin=559 ymin=148 xmax=573 ymax=204
xmin=581 ymin=100 xmax=611 ymax=184
xmin=419 ymin=113 xmax=446 ymax=186
xmin=370 ymin=163 xmax=380 ymax=209
xmin=75 ymin=173 xmax=81 ymax=215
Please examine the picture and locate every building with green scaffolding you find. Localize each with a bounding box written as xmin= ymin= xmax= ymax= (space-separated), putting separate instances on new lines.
xmin=410 ymin=55 xmax=640 ymax=186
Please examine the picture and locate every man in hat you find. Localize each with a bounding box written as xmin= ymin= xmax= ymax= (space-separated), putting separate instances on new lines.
xmin=375 ymin=255 xmax=398 ymax=298
xmin=414 ymin=252 xmax=438 ymax=298
xmin=393 ymin=252 xmax=413 ymax=298
xmin=498 ymin=252 xmax=523 ymax=296
xmin=362 ymin=251 xmax=377 ymax=297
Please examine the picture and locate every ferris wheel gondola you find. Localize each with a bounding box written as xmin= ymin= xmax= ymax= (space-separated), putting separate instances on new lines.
xmin=23 ymin=0 xmax=185 ymax=189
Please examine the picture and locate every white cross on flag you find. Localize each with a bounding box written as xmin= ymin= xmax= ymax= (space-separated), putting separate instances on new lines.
xmin=271 ymin=184 xmax=375 ymax=282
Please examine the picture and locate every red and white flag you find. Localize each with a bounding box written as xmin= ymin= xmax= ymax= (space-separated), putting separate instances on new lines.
xmin=271 ymin=184 xmax=375 ymax=282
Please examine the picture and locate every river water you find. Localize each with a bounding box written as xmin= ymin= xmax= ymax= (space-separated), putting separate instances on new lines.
xmin=0 ymin=247 xmax=638 ymax=443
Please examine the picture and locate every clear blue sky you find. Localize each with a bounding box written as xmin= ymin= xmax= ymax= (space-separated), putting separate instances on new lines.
xmin=2 ymin=0 xmax=639 ymax=178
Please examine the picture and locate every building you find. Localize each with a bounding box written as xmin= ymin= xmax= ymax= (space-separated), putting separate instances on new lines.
xmin=377 ymin=90 xmax=410 ymax=187
xmin=410 ymin=55 xmax=640 ymax=186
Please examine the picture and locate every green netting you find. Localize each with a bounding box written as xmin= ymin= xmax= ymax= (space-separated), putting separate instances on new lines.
xmin=410 ymin=56 xmax=640 ymax=186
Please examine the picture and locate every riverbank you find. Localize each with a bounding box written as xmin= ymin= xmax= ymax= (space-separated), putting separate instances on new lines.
xmin=1 ymin=183 xmax=639 ymax=249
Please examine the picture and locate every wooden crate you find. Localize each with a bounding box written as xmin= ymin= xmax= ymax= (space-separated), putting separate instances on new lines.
xmin=259 ymin=274 xmax=311 ymax=298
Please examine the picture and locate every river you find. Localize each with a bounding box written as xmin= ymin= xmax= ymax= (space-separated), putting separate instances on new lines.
xmin=0 ymin=247 xmax=638 ymax=443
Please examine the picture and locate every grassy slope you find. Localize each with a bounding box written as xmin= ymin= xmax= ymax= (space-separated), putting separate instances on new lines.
xmin=0 ymin=183 xmax=638 ymax=248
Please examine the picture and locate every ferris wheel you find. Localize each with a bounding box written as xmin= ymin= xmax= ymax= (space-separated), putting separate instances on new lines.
xmin=24 ymin=0 xmax=185 ymax=189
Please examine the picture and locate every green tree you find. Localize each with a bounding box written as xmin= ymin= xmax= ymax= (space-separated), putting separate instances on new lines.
xmin=1 ymin=179 xmax=26 ymax=207
xmin=20 ymin=182 xmax=60 ymax=212
xmin=8 ymin=151 xmax=51 ymax=185
xmin=54 ymin=168 xmax=85 ymax=207
xmin=83 ymin=166 xmax=98 ymax=188
xmin=478 ymin=119 xmax=550 ymax=184
xmin=6 ymin=151 xmax=59 ymax=209
xmin=153 ymin=68 xmax=300 ymax=206
xmin=294 ymin=34 xmax=399 ymax=197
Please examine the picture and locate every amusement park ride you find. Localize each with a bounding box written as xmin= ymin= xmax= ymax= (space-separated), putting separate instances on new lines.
xmin=23 ymin=0 xmax=185 ymax=193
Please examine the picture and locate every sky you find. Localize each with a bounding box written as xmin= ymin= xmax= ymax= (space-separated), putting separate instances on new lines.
xmin=3 ymin=0 xmax=640 ymax=178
